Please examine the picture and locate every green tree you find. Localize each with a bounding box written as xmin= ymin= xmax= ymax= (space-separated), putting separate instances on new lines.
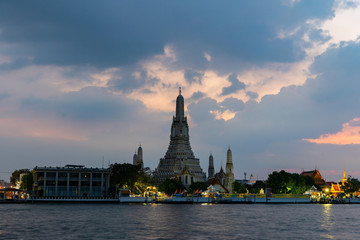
xmin=266 ymin=170 xmax=316 ymax=194
xmin=20 ymin=172 xmax=33 ymax=191
xmin=10 ymin=169 xmax=30 ymax=186
xmin=158 ymin=179 xmax=184 ymax=196
xmin=341 ymin=177 xmax=360 ymax=197
xmin=110 ymin=163 xmax=155 ymax=195
xmin=110 ymin=163 xmax=140 ymax=189
xmin=135 ymin=167 xmax=156 ymax=193
xmin=232 ymin=181 xmax=247 ymax=193
xmin=189 ymin=181 xmax=207 ymax=194
xmin=266 ymin=170 xmax=289 ymax=193
xmin=246 ymin=181 xmax=266 ymax=194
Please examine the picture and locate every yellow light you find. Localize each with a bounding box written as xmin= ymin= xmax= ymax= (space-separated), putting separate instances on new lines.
xmin=325 ymin=188 xmax=329 ymax=192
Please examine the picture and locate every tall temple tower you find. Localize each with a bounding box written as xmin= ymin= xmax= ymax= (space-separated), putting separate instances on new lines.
xmin=224 ymin=147 xmax=235 ymax=192
xmin=342 ymin=169 xmax=347 ymax=185
xmin=133 ymin=151 xmax=138 ymax=165
xmin=133 ymin=145 xmax=144 ymax=169
xmin=208 ymin=153 xmax=215 ymax=179
xmin=153 ymin=88 xmax=204 ymax=187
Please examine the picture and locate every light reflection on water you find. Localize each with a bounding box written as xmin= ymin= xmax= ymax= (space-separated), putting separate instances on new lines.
xmin=321 ymin=204 xmax=334 ymax=239
xmin=1 ymin=204 xmax=360 ymax=239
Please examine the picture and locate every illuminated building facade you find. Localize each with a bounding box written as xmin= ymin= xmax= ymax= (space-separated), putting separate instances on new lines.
xmin=33 ymin=165 xmax=111 ymax=197
xmin=330 ymin=170 xmax=347 ymax=195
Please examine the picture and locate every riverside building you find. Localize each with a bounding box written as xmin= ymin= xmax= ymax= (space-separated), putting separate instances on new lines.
xmin=153 ymin=88 xmax=205 ymax=187
xmin=33 ymin=165 xmax=111 ymax=197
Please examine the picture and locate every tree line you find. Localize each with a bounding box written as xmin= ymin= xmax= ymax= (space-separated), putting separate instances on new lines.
xmin=10 ymin=166 xmax=360 ymax=197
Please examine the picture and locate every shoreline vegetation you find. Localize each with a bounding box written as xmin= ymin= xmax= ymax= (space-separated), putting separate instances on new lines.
xmin=1 ymin=193 xmax=360 ymax=204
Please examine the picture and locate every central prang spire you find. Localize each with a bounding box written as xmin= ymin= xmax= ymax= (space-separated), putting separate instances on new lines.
xmin=175 ymin=87 xmax=184 ymax=120
xmin=154 ymin=87 xmax=205 ymax=187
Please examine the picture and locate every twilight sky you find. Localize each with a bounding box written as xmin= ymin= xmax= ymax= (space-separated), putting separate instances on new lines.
xmin=1 ymin=0 xmax=360 ymax=181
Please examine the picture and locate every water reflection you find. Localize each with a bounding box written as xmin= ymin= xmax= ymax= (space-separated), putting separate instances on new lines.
xmin=321 ymin=204 xmax=334 ymax=239
xmin=2 ymin=204 xmax=360 ymax=239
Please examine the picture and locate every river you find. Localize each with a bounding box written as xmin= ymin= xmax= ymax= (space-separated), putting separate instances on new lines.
xmin=1 ymin=203 xmax=359 ymax=239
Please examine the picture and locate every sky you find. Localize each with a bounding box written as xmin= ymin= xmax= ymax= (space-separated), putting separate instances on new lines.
xmin=1 ymin=0 xmax=360 ymax=182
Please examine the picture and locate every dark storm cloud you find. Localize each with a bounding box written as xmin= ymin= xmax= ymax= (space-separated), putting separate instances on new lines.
xmin=0 ymin=0 xmax=334 ymax=70
xmin=0 ymin=57 xmax=32 ymax=71
xmin=20 ymin=87 xmax=146 ymax=122
xmin=187 ymin=98 xmax=219 ymax=124
xmin=0 ymin=92 xmax=11 ymax=102
xmin=307 ymin=44 xmax=360 ymax=108
xmin=184 ymin=70 xmax=203 ymax=84
xmin=107 ymin=68 xmax=146 ymax=93
xmin=220 ymin=97 xmax=245 ymax=112
xmin=221 ymin=73 xmax=246 ymax=96
xmin=190 ymin=42 xmax=360 ymax=158
xmin=189 ymin=91 xmax=205 ymax=101
xmin=349 ymin=121 xmax=360 ymax=127
xmin=246 ymin=91 xmax=259 ymax=99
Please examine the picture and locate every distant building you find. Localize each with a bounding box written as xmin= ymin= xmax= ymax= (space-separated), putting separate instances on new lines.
xmin=247 ymin=174 xmax=256 ymax=185
xmin=207 ymin=176 xmax=229 ymax=193
xmin=208 ymin=153 xmax=215 ymax=179
xmin=300 ymin=169 xmax=329 ymax=190
xmin=133 ymin=145 xmax=144 ymax=169
xmin=153 ymin=88 xmax=205 ymax=187
xmin=236 ymin=179 xmax=248 ymax=185
xmin=329 ymin=170 xmax=347 ymax=195
xmin=33 ymin=165 xmax=111 ymax=197
xmin=224 ymin=147 xmax=235 ymax=193
xmin=214 ymin=166 xmax=226 ymax=186
xmin=208 ymin=147 xmax=235 ymax=192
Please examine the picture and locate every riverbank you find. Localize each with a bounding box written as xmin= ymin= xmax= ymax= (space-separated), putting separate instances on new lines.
xmin=2 ymin=196 xmax=360 ymax=204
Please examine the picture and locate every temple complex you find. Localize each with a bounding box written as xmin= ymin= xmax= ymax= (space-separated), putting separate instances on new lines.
xmin=329 ymin=170 xmax=347 ymax=195
xmin=153 ymin=88 xmax=205 ymax=187
xmin=206 ymin=148 xmax=235 ymax=193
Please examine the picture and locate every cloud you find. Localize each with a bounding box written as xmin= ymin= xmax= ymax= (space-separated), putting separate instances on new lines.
xmin=187 ymin=98 xmax=220 ymax=124
xmin=0 ymin=0 xmax=334 ymax=70
xmin=300 ymin=0 xmax=360 ymax=58
xmin=184 ymin=70 xmax=203 ymax=84
xmin=220 ymin=97 xmax=245 ymax=112
xmin=303 ymin=117 xmax=360 ymax=145
xmin=246 ymin=91 xmax=258 ymax=99
xmin=0 ymin=117 xmax=88 ymax=141
xmin=221 ymin=73 xmax=246 ymax=96
xmin=204 ymin=52 xmax=212 ymax=62
xmin=0 ymin=92 xmax=11 ymax=101
xmin=189 ymin=91 xmax=205 ymax=101
xmin=5 ymin=0 xmax=360 ymax=181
